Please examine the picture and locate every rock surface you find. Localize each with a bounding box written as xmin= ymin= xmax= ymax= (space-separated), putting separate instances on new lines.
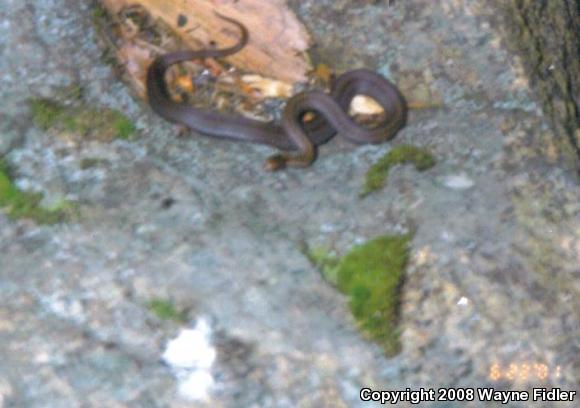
xmin=491 ymin=0 xmax=579 ymax=164
xmin=0 ymin=0 xmax=578 ymax=407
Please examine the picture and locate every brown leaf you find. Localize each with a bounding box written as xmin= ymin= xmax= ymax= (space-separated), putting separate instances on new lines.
xmin=100 ymin=0 xmax=312 ymax=83
xmin=313 ymin=63 xmax=333 ymax=86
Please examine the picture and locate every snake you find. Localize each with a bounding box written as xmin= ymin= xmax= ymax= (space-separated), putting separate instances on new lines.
xmin=146 ymin=12 xmax=407 ymax=170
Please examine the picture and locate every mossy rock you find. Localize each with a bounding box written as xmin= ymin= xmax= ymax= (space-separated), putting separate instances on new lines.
xmin=0 ymin=159 xmax=76 ymax=224
xmin=147 ymin=298 xmax=188 ymax=323
xmin=305 ymin=234 xmax=411 ymax=356
xmin=336 ymin=234 xmax=410 ymax=356
xmin=361 ymin=145 xmax=435 ymax=198
xmin=303 ymin=245 xmax=341 ymax=285
xmin=29 ymin=98 xmax=135 ymax=142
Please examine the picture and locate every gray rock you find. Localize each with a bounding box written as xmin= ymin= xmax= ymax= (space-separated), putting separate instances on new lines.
xmin=0 ymin=114 xmax=25 ymax=156
xmin=0 ymin=0 xmax=577 ymax=407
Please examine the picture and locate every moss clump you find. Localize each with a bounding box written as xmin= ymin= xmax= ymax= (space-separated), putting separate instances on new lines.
xmin=302 ymin=245 xmax=341 ymax=285
xmin=29 ymin=98 xmax=135 ymax=142
xmin=147 ymin=298 xmax=188 ymax=323
xmin=360 ymin=145 xmax=435 ymax=198
xmin=29 ymin=99 xmax=65 ymax=131
xmin=336 ymin=234 xmax=410 ymax=356
xmin=0 ymin=159 xmax=76 ymax=224
xmin=112 ymin=113 xmax=136 ymax=140
xmin=305 ymin=234 xmax=411 ymax=356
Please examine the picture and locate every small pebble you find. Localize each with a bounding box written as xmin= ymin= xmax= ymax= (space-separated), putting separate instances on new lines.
xmin=443 ymin=174 xmax=475 ymax=189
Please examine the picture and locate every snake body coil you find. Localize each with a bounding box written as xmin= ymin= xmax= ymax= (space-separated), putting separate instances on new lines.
xmin=146 ymin=13 xmax=407 ymax=169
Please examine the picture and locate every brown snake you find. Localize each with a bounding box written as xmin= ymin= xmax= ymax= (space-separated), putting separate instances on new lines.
xmin=146 ymin=13 xmax=407 ymax=170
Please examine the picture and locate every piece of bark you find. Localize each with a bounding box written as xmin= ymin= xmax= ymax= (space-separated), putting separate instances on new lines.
xmin=99 ymin=0 xmax=312 ymax=83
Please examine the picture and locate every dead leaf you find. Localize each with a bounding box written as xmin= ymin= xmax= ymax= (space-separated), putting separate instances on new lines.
xmin=241 ymin=75 xmax=293 ymax=99
xmin=313 ymin=63 xmax=333 ymax=86
xmin=99 ymin=0 xmax=312 ymax=83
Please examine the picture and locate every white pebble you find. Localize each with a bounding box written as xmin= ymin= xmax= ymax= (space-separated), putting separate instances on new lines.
xmin=443 ymin=174 xmax=475 ymax=190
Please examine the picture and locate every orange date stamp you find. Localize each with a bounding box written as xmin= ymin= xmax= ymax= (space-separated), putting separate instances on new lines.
xmin=488 ymin=362 xmax=561 ymax=382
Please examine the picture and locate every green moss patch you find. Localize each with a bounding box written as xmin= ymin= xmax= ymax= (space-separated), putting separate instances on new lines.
xmin=0 ymin=159 xmax=76 ymax=224
xmin=147 ymin=298 xmax=188 ymax=323
xmin=29 ymin=98 xmax=135 ymax=142
xmin=305 ymin=234 xmax=411 ymax=356
xmin=360 ymin=145 xmax=435 ymax=198
xmin=302 ymin=245 xmax=341 ymax=285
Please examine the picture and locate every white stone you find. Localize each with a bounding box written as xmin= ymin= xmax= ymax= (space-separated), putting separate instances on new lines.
xmin=443 ymin=174 xmax=475 ymax=190
xmin=162 ymin=319 xmax=216 ymax=369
